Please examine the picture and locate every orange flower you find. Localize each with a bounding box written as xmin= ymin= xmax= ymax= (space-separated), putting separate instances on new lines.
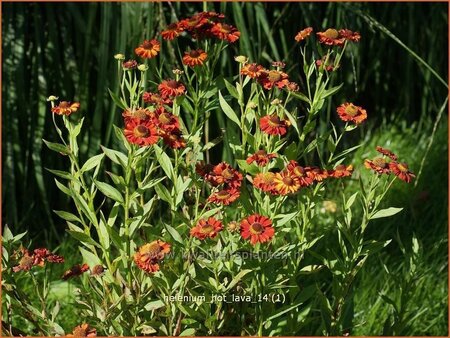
xmin=295 ymin=27 xmax=313 ymax=42
xmin=161 ymin=23 xmax=184 ymax=40
xmin=135 ymin=39 xmax=160 ymax=59
xmin=316 ymin=28 xmax=360 ymax=47
xmin=208 ymin=188 xmax=240 ymax=205
xmin=376 ymin=146 xmax=398 ymax=161
xmin=241 ymin=63 xmax=265 ymax=79
xmin=336 ymin=102 xmax=367 ymax=124
xmin=62 ymin=263 xmax=89 ymax=280
xmin=258 ymin=70 xmax=290 ymax=90
xmin=182 ymin=49 xmax=208 ymax=67
xmin=67 ymin=323 xmax=97 ymax=337
xmin=208 ymin=162 xmax=243 ymax=189
xmin=210 ymin=22 xmax=240 ymax=43
xmin=152 ymin=107 xmax=180 ymax=132
xmin=179 ymin=14 xmax=209 ymax=31
xmin=252 ymin=172 xmax=276 ymax=193
xmin=134 ymin=240 xmax=171 ymax=273
xmin=161 ymin=130 xmax=186 ymax=149
xmin=124 ymin=118 xmax=159 ymax=146
xmin=305 ymin=166 xmax=329 ymax=182
xmin=190 ymin=217 xmax=223 ymax=240
xmin=273 ymin=171 xmax=302 ymax=195
xmin=158 ymin=79 xmax=186 ymax=99
xmin=122 ymin=107 xmax=153 ymax=122
xmin=286 ymin=161 xmax=314 ymax=187
xmin=287 ymin=81 xmax=300 ymax=92
xmin=389 ymin=162 xmax=415 ymax=183
xmin=364 ymin=157 xmax=391 ymax=175
xmin=143 ymin=92 xmax=172 ymax=106
xmin=246 ymin=150 xmax=277 ymax=167
xmin=260 ymin=114 xmax=290 ymax=136
xmin=240 ymin=214 xmax=274 ymax=245
xmin=329 ymin=164 xmax=353 ymax=178
xmin=51 ymin=101 xmax=80 ymax=116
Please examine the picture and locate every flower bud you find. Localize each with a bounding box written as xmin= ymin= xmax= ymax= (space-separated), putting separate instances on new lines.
xmin=172 ymin=69 xmax=184 ymax=75
xmin=271 ymin=98 xmax=282 ymax=105
xmin=247 ymin=102 xmax=257 ymax=109
xmin=234 ymin=55 xmax=248 ymax=64
xmin=47 ymin=95 xmax=59 ymax=102
xmin=138 ymin=64 xmax=149 ymax=72
xmin=114 ymin=53 xmax=125 ymax=60
xmin=122 ymin=60 xmax=137 ymax=70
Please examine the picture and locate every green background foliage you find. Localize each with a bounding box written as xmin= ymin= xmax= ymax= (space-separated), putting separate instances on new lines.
xmin=2 ymin=2 xmax=448 ymax=335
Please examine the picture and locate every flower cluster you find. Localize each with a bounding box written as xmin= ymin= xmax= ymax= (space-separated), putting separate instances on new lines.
xmin=364 ymin=146 xmax=415 ymax=183
xmin=197 ymin=162 xmax=243 ymax=206
xmin=161 ymin=11 xmax=240 ymax=43
xmin=253 ymin=161 xmax=352 ymax=195
xmin=12 ymin=247 xmax=64 ymax=272
xmin=133 ymin=240 xmax=171 ymax=273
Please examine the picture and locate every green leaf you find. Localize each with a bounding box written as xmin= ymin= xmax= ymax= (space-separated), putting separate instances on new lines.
xmin=225 ymin=269 xmax=252 ymax=291
xmin=53 ymin=210 xmax=81 ymax=223
xmin=46 ymin=169 xmax=74 ymax=180
xmin=236 ymin=159 xmax=259 ymax=175
xmin=108 ymin=88 xmax=128 ymax=110
xmin=101 ymin=145 xmax=127 ymax=167
xmin=164 ymin=223 xmax=184 ymax=245
xmin=43 ymin=139 xmax=70 ymax=155
xmin=67 ymin=230 xmax=100 ymax=248
xmin=154 ymin=144 xmax=174 ymax=181
xmin=94 ymin=180 xmax=124 ymax=203
xmin=219 ymin=91 xmax=241 ymax=126
xmin=80 ymin=154 xmax=105 ymax=173
xmin=345 ymin=192 xmax=358 ymax=210
xmin=155 ymin=183 xmax=172 ymax=205
xmin=321 ymin=83 xmax=343 ymax=100
xmin=79 ymin=247 xmax=102 ymax=267
xmin=371 ymin=207 xmax=403 ymax=219
xmin=179 ymin=328 xmax=196 ymax=336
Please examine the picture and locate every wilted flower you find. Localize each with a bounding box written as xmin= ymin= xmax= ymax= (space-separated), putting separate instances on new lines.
xmin=62 ymin=263 xmax=89 ymax=280
xmin=122 ymin=60 xmax=138 ymax=69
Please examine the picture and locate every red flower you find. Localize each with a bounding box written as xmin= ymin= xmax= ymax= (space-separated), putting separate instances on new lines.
xmin=305 ymin=166 xmax=329 ymax=182
xmin=12 ymin=247 xmax=64 ymax=272
xmin=62 ymin=263 xmax=89 ymax=280
xmin=329 ymin=164 xmax=353 ymax=178
xmin=295 ymin=27 xmax=313 ymax=42
xmin=286 ymin=161 xmax=314 ymax=187
xmin=143 ymin=92 xmax=172 ymax=106
xmin=51 ymin=101 xmax=80 ymax=116
xmin=316 ymin=28 xmax=360 ymax=47
xmin=161 ymin=130 xmax=186 ymax=149
xmin=179 ymin=14 xmax=209 ymax=31
xmin=364 ymin=157 xmax=391 ymax=175
xmin=182 ymin=49 xmax=208 ymax=67
xmin=208 ymin=162 xmax=243 ymax=189
xmin=258 ymin=70 xmax=290 ymax=90
xmin=122 ymin=107 xmax=153 ymax=122
xmin=158 ymin=79 xmax=186 ymax=99
xmin=135 ymin=39 xmax=160 ymax=59
xmin=389 ymin=162 xmax=415 ymax=183
xmin=241 ymin=63 xmax=265 ymax=79
xmin=240 ymin=214 xmax=275 ymax=245
xmin=134 ymin=240 xmax=171 ymax=273
xmin=208 ymin=188 xmax=240 ymax=205
xmin=190 ymin=217 xmax=223 ymax=240
xmin=246 ymin=150 xmax=277 ymax=167
xmin=252 ymin=172 xmax=276 ymax=193
xmin=122 ymin=59 xmax=138 ymax=69
xmin=273 ymin=171 xmax=301 ymax=195
xmin=336 ymin=102 xmax=367 ymax=124
xmin=376 ymin=146 xmax=398 ymax=161
xmin=260 ymin=114 xmax=290 ymax=136
xmin=152 ymin=107 xmax=180 ymax=132
xmin=161 ymin=23 xmax=184 ymax=40
xmin=124 ymin=119 xmax=159 ymax=146
xmin=210 ymin=23 xmax=240 ymax=43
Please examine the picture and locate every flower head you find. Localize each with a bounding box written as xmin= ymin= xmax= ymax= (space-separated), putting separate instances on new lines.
xmin=161 ymin=130 xmax=186 ymax=149
xmin=208 ymin=188 xmax=240 ymax=206
xmin=152 ymin=107 xmax=180 ymax=132
xmin=135 ymin=39 xmax=160 ymax=59
xmin=240 ymin=214 xmax=274 ymax=245
xmin=134 ymin=240 xmax=171 ymax=273
xmin=122 ymin=59 xmax=138 ymax=70
xmin=241 ymin=63 xmax=265 ymax=79
xmin=273 ymin=171 xmax=302 ymax=195
xmin=12 ymin=247 xmax=64 ymax=272
xmin=317 ymin=28 xmax=360 ymax=47
xmin=286 ymin=161 xmax=314 ymax=187
xmin=51 ymin=101 xmax=80 ymax=116
xmin=62 ymin=263 xmax=90 ymax=280
xmin=67 ymin=323 xmax=97 ymax=337
xmin=182 ymin=49 xmax=208 ymax=67
xmin=295 ymin=27 xmax=313 ymax=42
xmin=210 ymin=22 xmax=240 ymax=42
xmin=158 ymin=79 xmax=186 ymax=99
xmin=124 ymin=118 xmax=159 ymax=146
xmin=258 ymin=69 xmax=290 ymax=90
xmin=122 ymin=107 xmax=153 ymax=122
xmin=305 ymin=166 xmax=329 ymax=182
xmin=364 ymin=157 xmax=391 ymax=175
xmin=161 ymin=22 xmax=184 ymax=40
xmin=260 ymin=114 xmax=290 ymax=136
xmin=389 ymin=162 xmax=415 ymax=183
xmin=246 ymin=150 xmax=277 ymax=167
xmin=336 ymin=102 xmax=367 ymax=124
xmin=376 ymin=146 xmax=398 ymax=161
xmin=329 ymin=164 xmax=353 ymax=178
xmin=208 ymin=162 xmax=243 ymax=189
xmin=143 ymin=92 xmax=172 ymax=106
xmin=190 ymin=217 xmax=223 ymax=240
xmin=252 ymin=172 xmax=276 ymax=193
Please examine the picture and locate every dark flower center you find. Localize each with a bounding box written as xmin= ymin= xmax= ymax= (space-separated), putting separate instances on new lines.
xmin=189 ymin=50 xmax=201 ymax=58
xmin=143 ymin=40 xmax=154 ymax=49
xmin=134 ymin=125 xmax=150 ymax=138
xmin=268 ymin=115 xmax=282 ymax=127
xmin=373 ymin=157 xmax=387 ymax=168
xmin=59 ymin=101 xmax=70 ymax=108
xmin=144 ymin=242 xmax=162 ymax=259
xmin=397 ymin=163 xmax=408 ymax=172
xmin=282 ymin=176 xmax=294 ymax=186
xmin=159 ymin=113 xmax=172 ymax=124
xmin=255 ymin=150 xmax=267 ymax=156
xmin=166 ymin=80 xmax=178 ymax=89
xmin=324 ymin=28 xmax=339 ymax=39
xmin=217 ymin=190 xmax=231 ymax=199
xmin=200 ymin=223 xmax=214 ymax=234
xmin=134 ymin=109 xmax=149 ymax=120
xmin=250 ymin=222 xmax=264 ymax=234
xmin=222 ymin=169 xmax=234 ymax=180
